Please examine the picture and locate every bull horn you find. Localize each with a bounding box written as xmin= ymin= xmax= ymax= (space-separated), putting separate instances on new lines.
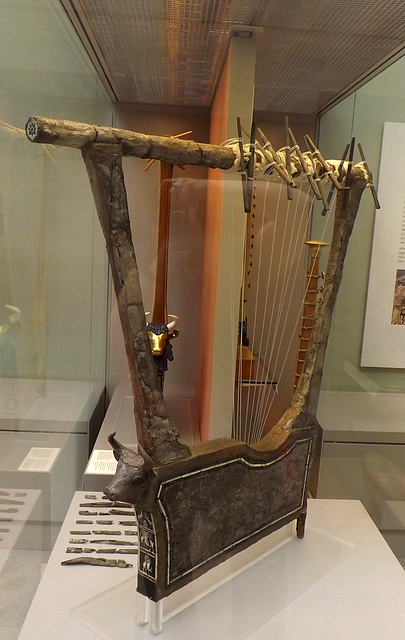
xmin=144 ymin=312 xmax=178 ymax=334
xmin=167 ymin=314 xmax=179 ymax=334
xmin=107 ymin=432 xmax=143 ymax=466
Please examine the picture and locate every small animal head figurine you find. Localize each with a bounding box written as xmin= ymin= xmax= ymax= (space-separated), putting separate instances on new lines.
xmin=104 ymin=433 xmax=156 ymax=506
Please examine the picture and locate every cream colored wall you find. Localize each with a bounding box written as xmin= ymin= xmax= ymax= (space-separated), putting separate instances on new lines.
xmin=314 ymin=55 xmax=405 ymax=394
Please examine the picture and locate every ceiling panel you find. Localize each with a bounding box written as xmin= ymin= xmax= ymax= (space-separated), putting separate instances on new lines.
xmin=62 ymin=0 xmax=405 ymax=113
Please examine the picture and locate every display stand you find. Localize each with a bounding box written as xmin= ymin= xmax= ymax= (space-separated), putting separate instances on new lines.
xmin=19 ymin=496 xmax=405 ymax=640
xmin=72 ymin=521 xmax=353 ymax=639
xmin=0 ymin=379 xmax=104 ymax=440
xmin=317 ymin=390 xmax=405 ymax=560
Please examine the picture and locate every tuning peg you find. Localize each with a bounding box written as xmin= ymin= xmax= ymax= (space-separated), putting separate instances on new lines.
xmin=284 ymin=117 xmax=295 ymax=201
xmin=321 ymin=143 xmax=350 ymax=215
xmin=236 ymin=117 xmax=250 ymax=213
xmin=357 ymin=143 xmax=380 ymax=209
xmin=304 ymin=137 xmax=330 ymax=211
xmin=305 ymin=135 xmax=342 ymax=191
xmin=245 ymin=120 xmax=257 ymax=213
xmin=288 ymin=127 xmax=324 ymax=201
xmin=256 ymin=127 xmax=294 ymax=187
xmin=342 ymin=137 xmax=355 ymax=208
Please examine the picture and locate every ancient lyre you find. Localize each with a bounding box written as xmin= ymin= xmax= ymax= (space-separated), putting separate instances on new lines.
xmin=25 ymin=116 xmax=378 ymax=606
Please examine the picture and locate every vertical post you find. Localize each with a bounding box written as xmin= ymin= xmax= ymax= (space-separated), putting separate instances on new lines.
xmin=81 ymin=144 xmax=190 ymax=464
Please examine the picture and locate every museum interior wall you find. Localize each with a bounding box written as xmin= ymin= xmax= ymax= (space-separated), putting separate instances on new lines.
xmin=313 ymin=55 xmax=405 ymax=564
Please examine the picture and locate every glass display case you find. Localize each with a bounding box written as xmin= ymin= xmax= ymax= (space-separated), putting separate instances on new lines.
xmin=0 ymin=1 xmax=112 ymax=636
xmin=314 ymin=54 xmax=405 ymax=568
xmin=2 ymin=2 xmax=405 ymax=639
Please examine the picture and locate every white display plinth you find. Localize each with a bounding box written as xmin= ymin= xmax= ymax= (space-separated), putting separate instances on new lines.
xmin=72 ymin=524 xmax=353 ymax=639
xmin=317 ymin=390 xmax=405 ymax=444
xmin=317 ymin=390 xmax=405 ymax=559
xmin=0 ymin=380 xmax=104 ymax=549
xmin=18 ymin=496 xmax=405 ymax=639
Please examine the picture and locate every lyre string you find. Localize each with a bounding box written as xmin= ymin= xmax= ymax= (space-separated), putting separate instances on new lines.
xmin=234 ymin=199 xmax=248 ymax=441
xmin=248 ymin=184 xmax=310 ymax=443
xmin=248 ymin=183 xmax=289 ymax=440
xmin=244 ymin=181 xmax=282 ymax=442
xmin=253 ymin=190 xmax=336 ymax=442
xmin=234 ymin=172 xmax=335 ymax=444
xmin=258 ymin=201 xmax=335 ymax=438
xmin=251 ymin=185 xmax=312 ymax=442
xmin=239 ymin=180 xmax=270 ymax=439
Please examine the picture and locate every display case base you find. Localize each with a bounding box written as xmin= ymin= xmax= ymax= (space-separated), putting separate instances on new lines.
xmin=18 ymin=497 xmax=405 ymax=640
xmin=72 ymin=524 xmax=354 ymax=638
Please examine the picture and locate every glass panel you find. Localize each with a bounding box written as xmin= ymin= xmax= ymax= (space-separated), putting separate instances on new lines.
xmin=0 ymin=1 xmax=112 ymax=637
xmin=316 ymin=52 xmax=405 ymax=566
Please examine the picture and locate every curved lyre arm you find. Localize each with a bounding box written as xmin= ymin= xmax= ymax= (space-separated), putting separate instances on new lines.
xmin=296 ymin=165 xmax=368 ymax=416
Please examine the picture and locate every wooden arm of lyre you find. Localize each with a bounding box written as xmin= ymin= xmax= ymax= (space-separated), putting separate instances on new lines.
xmin=26 ymin=116 xmax=361 ymax=189
xmin=25 ymin=116 xmax=236 ymax=169
xmin=80 ymin=143 xmax=190 ymax=465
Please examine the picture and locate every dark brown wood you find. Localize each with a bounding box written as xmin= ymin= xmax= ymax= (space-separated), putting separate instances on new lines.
xmin=81 ymin=143 xmax=190 ymax=465
xmin=133 ymin=425 xmax=315 ymax=600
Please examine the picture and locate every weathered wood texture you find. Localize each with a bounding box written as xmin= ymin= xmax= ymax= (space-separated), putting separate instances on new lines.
xmin=81 ymin=144 xmax=190 ymax=465
xmin=299 ymin=167 xmax=368 ymax=417
xmin=26 ymin=116 xmax=236 ymax=169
